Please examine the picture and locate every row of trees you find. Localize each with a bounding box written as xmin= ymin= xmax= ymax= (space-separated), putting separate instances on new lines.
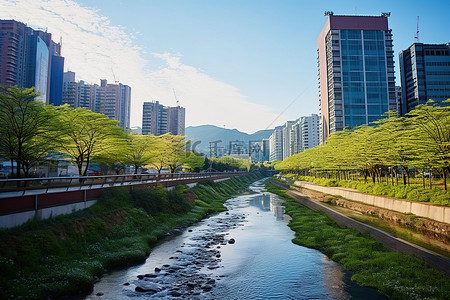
xmin=276 ymin=100 xmax=450 ymax=190
xmin=0 ymin=86 xmax=203 ymax=178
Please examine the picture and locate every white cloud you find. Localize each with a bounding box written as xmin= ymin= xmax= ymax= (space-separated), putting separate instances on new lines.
xmin=0 ymin=0 xmax=290 ymax=133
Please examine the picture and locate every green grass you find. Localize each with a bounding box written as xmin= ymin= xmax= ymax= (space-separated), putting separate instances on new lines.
xmin=0 ymin=172 xmax=264 ymax=299
xmin=265 ymin=180 xmax=450 ymax=300
xmin=288 ymin=175 xmax=450 ymax=206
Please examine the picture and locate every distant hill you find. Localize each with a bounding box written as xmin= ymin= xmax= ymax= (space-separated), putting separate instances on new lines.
xmin=185 ymin=125 xmax=273 ymax=155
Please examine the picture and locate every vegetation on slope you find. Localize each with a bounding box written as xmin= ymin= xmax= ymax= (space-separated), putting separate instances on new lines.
xmin=265 ymin=181 xmax=450 ymax=300
xmin=0 ymin=173 xmax=263 ymax=299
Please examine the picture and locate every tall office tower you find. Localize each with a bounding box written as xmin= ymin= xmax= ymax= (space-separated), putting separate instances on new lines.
xmin=62 ymin=71 xmax=78 ymax=107
xmin=269 ymin=126 xmax=283 ymax=162
xmin=49 ymin=43 xmax=64 ymax=105
xmin=23 ymin=31 xmax=49 ymax=102
xmin=167 ymin=106 xmax=186 ymax=135
xmin=282 ymin=121 xmax=296 ymax=160
xmin=317 ymin=13 xmax=396 ymax=143
xmin=399 ymin=43 xmax=450 ymax=115
xmin=0 ymin=20 xmax=64 ymax=103
xmin=300 ymin=114 xmax=320 ymax=151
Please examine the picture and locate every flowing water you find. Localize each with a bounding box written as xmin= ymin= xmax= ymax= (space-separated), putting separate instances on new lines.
xmin=86 ymin=180 xmax=386 ymax=299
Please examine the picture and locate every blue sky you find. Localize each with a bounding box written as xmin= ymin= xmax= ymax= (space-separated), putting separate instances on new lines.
xmin=1 ymin=0 xmax=449 ymax=132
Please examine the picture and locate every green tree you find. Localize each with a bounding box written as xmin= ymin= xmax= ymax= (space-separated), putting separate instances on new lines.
xmin=0 ymin=86 xmax=58 ymax=177
xmin=182 ymin=151 xmax=205 ymax=172
xmin=406 ymin=100 xmax=450 ymax=189
xmin=148 ymin=134 xmax=189 ymax=174
xmin=54 ymin=106 xmax=128 ymax=176
xmin=123 ymin=133 xmax=157 ymax=174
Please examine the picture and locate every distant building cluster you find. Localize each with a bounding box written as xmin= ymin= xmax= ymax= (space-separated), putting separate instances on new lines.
xmin=0 ymin=19 xmax=188 ymax=135
xmin=0 ymin=20 xmax=63 ymax=104
xmin=269 ymin=114 xmax=320 ymax=162
xmin=317 ymin=13 xmax=450 ymax=144
xmin=0 ymin=19 xmax=135 ymax=130
xmin=62 ymin=71 xmax=131 ymax=129
xmin=142 ymin=101 xmax=185 ymax=136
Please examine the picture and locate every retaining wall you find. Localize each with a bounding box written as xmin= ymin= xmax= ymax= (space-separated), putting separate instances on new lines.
xmin=294 ymin=181 xmax=450 ymax=224
xmin=0 ymin=175 xmax=236 ymax=228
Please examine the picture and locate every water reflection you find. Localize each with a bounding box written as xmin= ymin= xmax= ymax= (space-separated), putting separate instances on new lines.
xmin=86 ymin=180 xmax=386 ymax=299
xmin=248 ymin=192 xmax=290 ymax=221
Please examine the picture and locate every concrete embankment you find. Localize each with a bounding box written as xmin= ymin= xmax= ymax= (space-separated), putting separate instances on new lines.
xmin=294 ymin=181 xmax=450 ymax=224
xmin=269 ymin=179 xmax=450 ymax=277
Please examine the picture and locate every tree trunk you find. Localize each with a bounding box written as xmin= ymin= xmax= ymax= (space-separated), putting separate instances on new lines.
xmin=422 ymin=169 xmax=425 ymax=189
xmin=443 ymin=167 xmax=447 ymax=191
xmin=16 ymin=160 xmax=21 ymax=178
xmin=10 ymin=159 xmax=14 ymax=177
xmin=402 ymin=168 xmax=406 ymax=185
xmin=83 ymin=155 xmax=90 ymax=176
xmin=429 ymin=169 xmax=432 ymax=189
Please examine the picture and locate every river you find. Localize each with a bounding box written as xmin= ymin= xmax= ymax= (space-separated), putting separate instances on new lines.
xmin=86 ymin=179 xmax=386 ymax=299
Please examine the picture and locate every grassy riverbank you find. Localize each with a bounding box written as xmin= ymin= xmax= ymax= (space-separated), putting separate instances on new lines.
xmin=0 ymin=173 xmax=263 ymax=299
xmin=265 ymin=181 xmax=450 ymax=300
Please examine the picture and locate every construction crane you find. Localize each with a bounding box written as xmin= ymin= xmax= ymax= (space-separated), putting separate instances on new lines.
xmin=111 ymin=68 xmax=119 ymax=84
xmin=173 ymin=88 xmax=179 ymax=106
xmin=415 ymin=16 xmax=420 ymax=43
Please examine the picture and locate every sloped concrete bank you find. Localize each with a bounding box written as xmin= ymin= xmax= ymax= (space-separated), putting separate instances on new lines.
xmin=294 ymin=181 xmax=450 ymax=223
xmin=269 ymin=179 xmax=450 ymax=277
xmin=292 ymin=185 xmax=450 ymax=245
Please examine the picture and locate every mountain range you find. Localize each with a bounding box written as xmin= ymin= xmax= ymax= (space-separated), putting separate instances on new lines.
xmin=185 ymin=125 xmax=273 ymax=155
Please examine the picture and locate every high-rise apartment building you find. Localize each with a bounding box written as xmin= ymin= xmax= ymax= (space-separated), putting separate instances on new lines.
xmin=62 ymin=71 xmax=77 ymax=107
xmin=92 ymin=79 xmax=131 ymax=130
xmin=118 ymin=84 xmax=131 ymax=130
xmin=399 ymin=43 xmax=450 ymax=115
xmin=269 ymin=126 xmax=283 ymax=162
xmin=0 ymin=20 xmax=27 ymax=88
xmin=299 ymin=114 xmax=320 ymax=151
xmin=0 ymin=20 xmax=64 ymax=103
xmin=77 ymin=80 xmax=93 ymax=109
xmin=62 ymin=72 xmax=131 ymax=129
xmin=142 ymin=101 xmax=166 ymax=135
xmin=269 ymin=114 xmax=320 ymax=162
xmin=142 ymin=101 xmax=185 ymax=136
xmin=317 ymin=13 xmax=396 ymax=142
xmin=167 ymin=106 xmax=185 ymax=136
xmin=282 ymin=121 xmax=296 ymax=160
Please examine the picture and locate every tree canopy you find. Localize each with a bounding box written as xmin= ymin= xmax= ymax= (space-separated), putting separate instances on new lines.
xmin=276 ymin=100 xmax=450 ymax=189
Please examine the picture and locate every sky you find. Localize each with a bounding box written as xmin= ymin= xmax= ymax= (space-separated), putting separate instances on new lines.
xmin=0 ymin=0 xmax=449 ymax=133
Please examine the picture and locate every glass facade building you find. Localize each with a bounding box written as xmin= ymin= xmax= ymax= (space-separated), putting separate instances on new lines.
xmin=317 ymin=15 xmax=396 ymax=143
xmin=399 ymin=43 xmax=450 ymax=115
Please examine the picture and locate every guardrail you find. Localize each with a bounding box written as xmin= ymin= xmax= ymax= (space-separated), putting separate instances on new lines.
xmin=0 ymin=172 xmax=247 ymax=221
xmin=0 ymin=172 xmax=245 ymax=196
